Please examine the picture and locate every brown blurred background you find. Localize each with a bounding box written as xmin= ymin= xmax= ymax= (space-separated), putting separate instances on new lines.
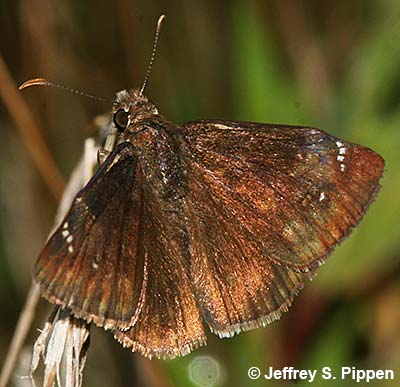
xmin=1 ymin=1 xmax=400 ymax=386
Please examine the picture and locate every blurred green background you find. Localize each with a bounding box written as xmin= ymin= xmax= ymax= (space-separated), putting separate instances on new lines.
xmin=1 ymin=1 xmax=400 ymax=386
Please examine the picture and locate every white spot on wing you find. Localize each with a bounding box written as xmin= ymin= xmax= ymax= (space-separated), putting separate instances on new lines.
xmin=66 ymin=235 xmax=73 ymax=243
xmin=319 ymin=192 xmax=325 ymax=201
xmin=335 ymin=141 xmax=347 ymax=172
xmin=92 ymin=262 xmax=99 ymax=269
xmin=62 ymin=230 xmax=69 ymax=238
xmin=213 ymin=123 xmax=233 ymax=130
xmin=68 ymin=245 xmax=74 ymax=253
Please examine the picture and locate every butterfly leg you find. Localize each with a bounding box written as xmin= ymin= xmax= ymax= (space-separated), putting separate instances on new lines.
xmin=97 ymin=149 xmax=110 ymax=166
xmin=98 ymin=127 xmax=120 ymax=165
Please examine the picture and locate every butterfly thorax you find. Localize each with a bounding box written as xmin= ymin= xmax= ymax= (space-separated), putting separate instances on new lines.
xmin=111 ymin=89 xmax=187 ymax=201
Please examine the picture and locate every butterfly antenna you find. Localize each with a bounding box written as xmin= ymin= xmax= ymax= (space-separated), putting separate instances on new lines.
xmin=19 ymin=78 xmax=112 ymax=103
xmin=139 ymin=14 xmax=166 ymax=95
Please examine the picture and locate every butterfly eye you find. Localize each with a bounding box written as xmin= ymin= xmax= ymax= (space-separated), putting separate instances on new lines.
xmin=113 ymin=109 xmax=129 ymax=132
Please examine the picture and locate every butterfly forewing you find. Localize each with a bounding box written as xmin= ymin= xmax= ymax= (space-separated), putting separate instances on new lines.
xmin=179 ymin=120 xmax=383 ymax=335
xmin=35 ymin=143 xmax=146 ymax=330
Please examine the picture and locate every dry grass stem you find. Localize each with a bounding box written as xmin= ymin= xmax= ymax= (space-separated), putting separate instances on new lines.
xmin=0 ymin=55 xmax=65 ymax=200
xmin=1 ymin=135 xmax=101 ymax=387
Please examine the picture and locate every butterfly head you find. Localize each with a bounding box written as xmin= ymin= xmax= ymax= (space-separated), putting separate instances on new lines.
xmin=112 ymin=89 xmax=159 ymax=133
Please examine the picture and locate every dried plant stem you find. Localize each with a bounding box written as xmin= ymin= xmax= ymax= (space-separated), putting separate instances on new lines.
xmin=0 ymin=54 xmax=67 ymax=386
xmin=0 ymin=282 xmax=41 ymax=387
xmin=0 ymin=137 xmax=99 ymax=387
xmin=0 ymin=55 xmax=65 ymax=200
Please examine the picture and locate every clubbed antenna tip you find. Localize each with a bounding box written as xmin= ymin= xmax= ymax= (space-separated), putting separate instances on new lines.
xmin=19 ymin=77 xmax=111 ymax=103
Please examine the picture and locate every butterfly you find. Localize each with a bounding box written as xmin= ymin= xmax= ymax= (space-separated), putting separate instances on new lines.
xmin=31 ymin=84 xmax=384 ymax=359
xmin=24 ymin=15 xmax=384 ymax=360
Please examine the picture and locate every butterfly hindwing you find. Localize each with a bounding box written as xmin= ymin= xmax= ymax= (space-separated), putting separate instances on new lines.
xmin=113 ymin=193 xmax=206 ymax=358
xmin=184 ymin=180 xmax=305 ymax=337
